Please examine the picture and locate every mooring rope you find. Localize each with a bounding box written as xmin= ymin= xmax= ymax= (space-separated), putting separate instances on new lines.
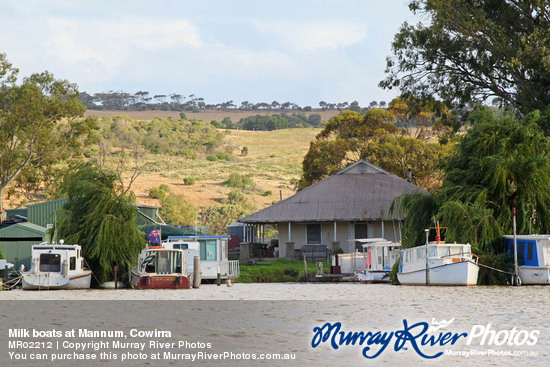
xmin=477 ymin=262 xmax=515 ymax=275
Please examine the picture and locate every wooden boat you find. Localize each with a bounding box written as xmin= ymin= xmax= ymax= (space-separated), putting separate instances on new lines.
xmin=22 ymin=241 xmax=92 ymax=290
xmin=503 ymin=235 xmax=550 ymax=285
xmin=397 ymin=225 xmax=479 ymax=286
xmin=355 ymin=238 xmax=401 ymax=283
xmin=131 ymin=247 xmax=191 ymax=289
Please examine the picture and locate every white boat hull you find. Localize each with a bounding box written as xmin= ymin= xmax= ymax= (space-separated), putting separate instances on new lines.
xmin=22 ymin=272 xmax=92 ymax=290
xmin=518 ymin=266 xmax=550 ymax=285
xmin=398 ymin=260 xmax=479 ymax=286
xmin=357 ymin=270 xmax=390 ymax=283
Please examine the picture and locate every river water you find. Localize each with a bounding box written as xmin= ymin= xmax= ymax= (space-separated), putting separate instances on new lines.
xmin=1 ymin=283 xmax=549 ymax=366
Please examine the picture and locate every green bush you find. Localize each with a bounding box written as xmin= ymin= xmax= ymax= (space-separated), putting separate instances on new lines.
xmin=183 ymin=177 xmax=195 ymax=186
xmin=207 ymin=152 xmax=231 ymax=161
xmin=224 ymin=172 xmax=254 ymax=189
xmin=175 ymin=149 xmax=197 ymax=159
xmin=149 ymin=185 xmax=171 ymax=200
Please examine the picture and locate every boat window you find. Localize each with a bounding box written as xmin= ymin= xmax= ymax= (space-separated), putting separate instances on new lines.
xmin=428 ymin=246 xmax=437 ymax=257
xmin=518 ymin=242 xmax=525 ymax=261
xmin=156 ymin=251 xmax=172 ymax=274
xmin=70 ymin=256 xmax=76 ymax=271
xmin=527 ymin=242 xmax=534 ymax=261
xmin=39 ymin=253 xmax=61 ymax=272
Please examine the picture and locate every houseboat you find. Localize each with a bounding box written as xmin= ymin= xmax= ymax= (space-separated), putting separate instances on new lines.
xmin=131 ymin=247 xmax=191 ymax=289
xmin=21 ymin=241 xmax=92 ymax=290
xmin=355 ymin=238 xmax=401 ymax=283
xmin=503 ymin=235 xmax=550 ymax=285
xmin=163 ymin=236 xmax=239 ymax=281
xmin=397 ymin=227 xmax=479 ymax=286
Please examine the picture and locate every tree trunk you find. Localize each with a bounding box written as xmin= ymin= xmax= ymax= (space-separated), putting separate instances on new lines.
xmin=0 ymin=186 xmax=4 ymax=222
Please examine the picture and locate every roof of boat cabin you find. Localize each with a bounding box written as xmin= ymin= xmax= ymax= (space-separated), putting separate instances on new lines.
xmin=239 ymin=160 xmax=429 ymax=224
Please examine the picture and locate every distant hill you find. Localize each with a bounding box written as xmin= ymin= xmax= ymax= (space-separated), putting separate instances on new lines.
xmin=84 ymin=109 xmax=340 ymax=123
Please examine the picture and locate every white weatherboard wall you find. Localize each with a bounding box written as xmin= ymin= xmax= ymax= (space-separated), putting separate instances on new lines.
xmin=277 ymin=220 xmax=401 ymax=257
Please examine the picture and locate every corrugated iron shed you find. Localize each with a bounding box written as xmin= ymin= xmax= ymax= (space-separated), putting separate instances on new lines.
xmin=0 ymin=222 xmax=48 ymax=270
xmin=27 ymin=197 xmax=68 ymax=228
xmin=239 ymin=160 xmax=428 ymax=224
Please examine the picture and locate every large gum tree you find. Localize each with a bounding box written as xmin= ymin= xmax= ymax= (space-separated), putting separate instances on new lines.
xmin=0 ymin=53 xmax=98 ymax=217
xmin=380 ymin=0 xmax=550 ymax=131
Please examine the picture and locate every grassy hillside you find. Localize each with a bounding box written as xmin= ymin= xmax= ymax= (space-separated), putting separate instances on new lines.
xmin=123 ymin=127 xmax=320 ymax=211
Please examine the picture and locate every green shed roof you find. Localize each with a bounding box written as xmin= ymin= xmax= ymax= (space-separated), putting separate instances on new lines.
xmin=0 ymin=222 xmax=48 ymax=238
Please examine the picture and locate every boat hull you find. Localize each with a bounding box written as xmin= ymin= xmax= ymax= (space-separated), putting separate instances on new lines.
xmin=22 ymin=272 xmax=92 ymax=290
xmin=131 ymin=268 xmax=191 ymax=289
xmin=518 ymin=266 xmax=550 ymax=285
xmin=398 ymin=260 xmax=479 ymax=286
xmin=357 ymin=270 xmax=390 ymax=284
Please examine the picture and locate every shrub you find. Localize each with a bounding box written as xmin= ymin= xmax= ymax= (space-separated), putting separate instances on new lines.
xmin=149 ymin=185 xmax=170 ymax=200
xmin=175 ymin=149 xmax=197 ymax=159
xmin=183 ymin=177 xmax=195 ymax=186
xmin=224 ymin=173 xmax=254 ymax=189
xmin=159 ymin=193 xmax=196 ymax=225
xmin=207 ymin=152 xmax=232 ymax=161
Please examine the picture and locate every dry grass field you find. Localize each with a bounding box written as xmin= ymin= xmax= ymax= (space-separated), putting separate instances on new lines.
xmin=122 ymin=127 xmax=321 ymax=211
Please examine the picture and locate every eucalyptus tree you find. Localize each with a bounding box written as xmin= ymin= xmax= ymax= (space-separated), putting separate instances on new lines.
xmin=299 ymin=102 xmax=448 ymax=189
xmin=381 ymin=0 xmax=550 ymax=131
xmin=0 ymin=53 xmax=98 ymax=217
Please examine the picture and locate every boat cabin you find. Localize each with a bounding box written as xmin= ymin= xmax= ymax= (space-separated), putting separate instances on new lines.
xmin=503 ymin=235 xmax=550 ymax=285
xmin=400 ymin=243 xmax=475 ymax=273
xmin=28 ymin=243 xmax=86 ymax=276
xmin=164 ymin=236 xmax=239 ymax=280
xmin=139 ymin=248 xmax=185 ymax=275
xmin=359 ymin=238 xmax=401 ymax=272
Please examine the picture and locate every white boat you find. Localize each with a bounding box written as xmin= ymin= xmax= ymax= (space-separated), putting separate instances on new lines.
xmin=163 ymin=236 xmax=239 ymax=281
xmin=22 ymin=241 xmax=92 ymax=290
xmin=397 ymin=226 xmax=479 ymax=286
xmin=503 ymin=235 xmax=550 ymax=285
xmin=355 ymin=238 xmax=401 ymax=283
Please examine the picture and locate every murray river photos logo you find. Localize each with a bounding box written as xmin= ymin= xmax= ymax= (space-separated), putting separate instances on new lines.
xmin=311 ymin=318 xmax=539 ymax=359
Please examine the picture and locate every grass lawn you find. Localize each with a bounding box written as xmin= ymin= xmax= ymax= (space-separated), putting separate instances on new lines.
xmin=236 ymin=258 xmax=331 ymax=283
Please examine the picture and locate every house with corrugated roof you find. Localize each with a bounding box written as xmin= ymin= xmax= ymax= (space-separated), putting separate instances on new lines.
xmin=238 ymin=160 xmax=428 ymax=258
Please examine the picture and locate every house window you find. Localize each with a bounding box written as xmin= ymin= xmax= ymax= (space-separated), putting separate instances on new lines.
xmin=355 ymin=223 xmax=368 ymax=239
xmin=307 ymin=224 xmax=321 ymax=244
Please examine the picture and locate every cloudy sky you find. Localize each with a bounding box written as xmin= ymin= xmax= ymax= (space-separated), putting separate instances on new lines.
xmin=1 ymin=0 xmax=418 ymax=107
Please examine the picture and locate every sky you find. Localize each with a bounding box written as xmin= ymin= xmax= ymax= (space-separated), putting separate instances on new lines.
xmin=1 ymin=0 xmax=419 ymax=108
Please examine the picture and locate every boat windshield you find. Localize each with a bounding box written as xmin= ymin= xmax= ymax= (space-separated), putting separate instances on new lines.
xmin=40 ymin=253 xmax=61 ymax=272
xmin=154 ymin=251 xmax=183 ymax=274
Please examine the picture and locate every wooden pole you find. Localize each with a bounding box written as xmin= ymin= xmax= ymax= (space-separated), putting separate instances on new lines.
xmin=217 ymin=266 xmax=221 ymax=286
xmin=425 ymin=229 xmax=430 ymax=286
xmin=303 ymin=254 xmax=308 ymax=282
xmin=193 ymin=256 xmax=200 ymax=288
xmin=513 ymin=207 xmax=520 ymax=286
xmin=114 ymin=266 xmax=118 ymax=289
xmin=128 ymin=263 xmax=132 ymax=286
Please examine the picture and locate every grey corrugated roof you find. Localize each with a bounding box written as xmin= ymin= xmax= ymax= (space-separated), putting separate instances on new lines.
xmin=239 ymin=160 xmax=428 ymax=224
